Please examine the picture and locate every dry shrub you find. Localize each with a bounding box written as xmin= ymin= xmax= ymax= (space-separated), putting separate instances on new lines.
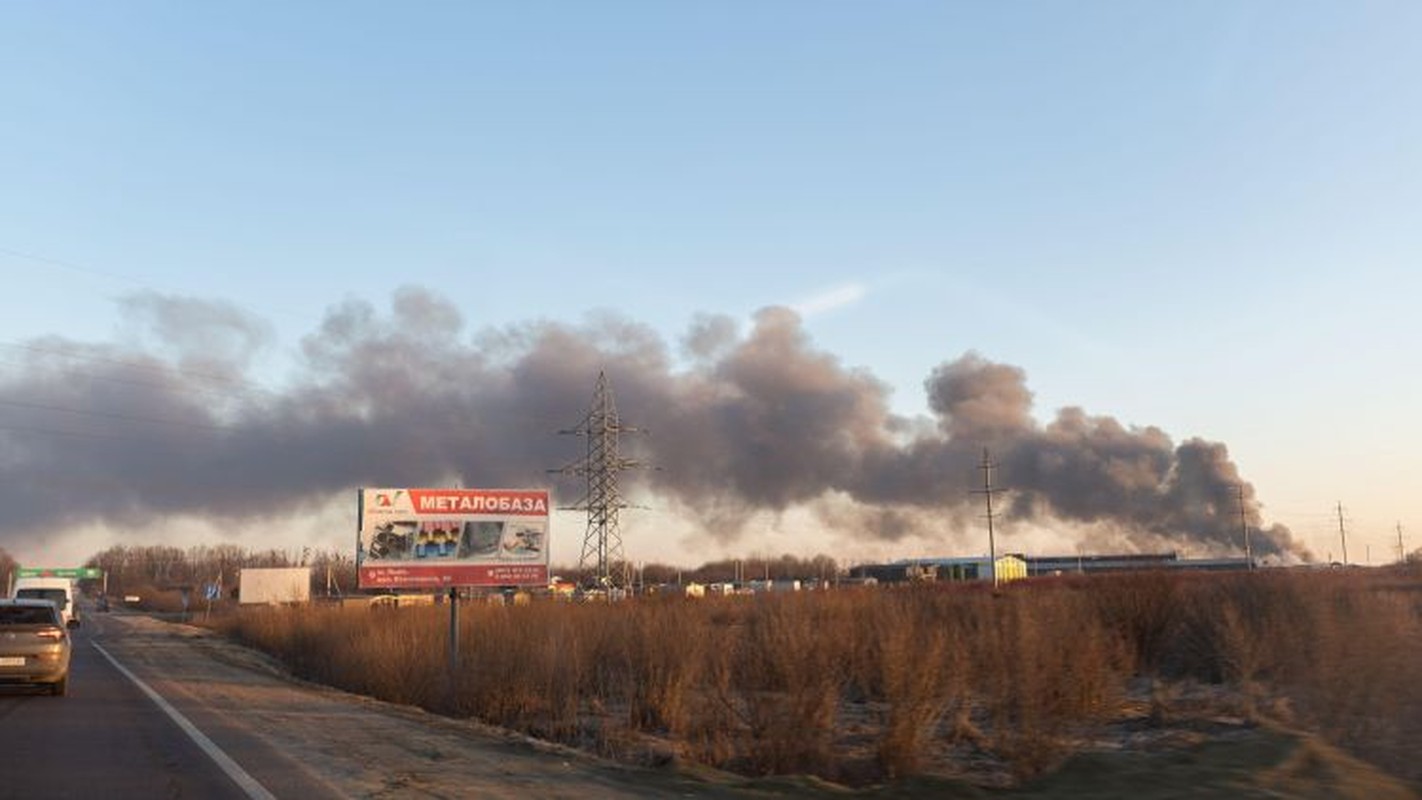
xmin=726 ymin=593 xmax=845 ymax=775
xmin=974 ymin=588 xmax=1125 ymax=779
xmin=1141 ymin=571 xmax=1422 ymax=782
xmin=224 ymin=605 xmax=445 ymax=708
xmin=676 ymin=615 xmax=742 ymax=767
xmin=620 ymin=600 xmax=704 ymax=733
xmin=838 ymin=584 xmax=1126 ymax=781
xmin=1165 ymin=576 xmax=1268 ymax=701
xmin=874 ymin=610 xmax=963 ymax=778
xmin=449 ymin=602 xmax=583 ymax=738
xmin=338 ymin=608 xmax=444 ymax=706
xmin=453 ymin=599 xmax=721 ymax=758
xmin=1273 ymin=576 xmax=1422 ymax=781
xmin=213 ymin=569 xmax=1422 ymax=787
xmin=1085 ymin=572 xmax=1184 ymax=674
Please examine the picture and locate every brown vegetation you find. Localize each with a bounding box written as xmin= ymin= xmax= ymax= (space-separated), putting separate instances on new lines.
xmin=215 ymin=567 xmax=1422 ymax=788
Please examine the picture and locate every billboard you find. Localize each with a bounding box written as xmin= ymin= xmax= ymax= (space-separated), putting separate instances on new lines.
xmin=239 ymin=567 xmax=312 ymax=604
xmin=357 ymin=488 xmax=550 ymax=589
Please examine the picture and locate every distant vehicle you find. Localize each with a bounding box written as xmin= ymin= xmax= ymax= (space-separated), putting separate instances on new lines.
xmin=12 ymin=577 xmax=80 ymax=629
xmin=0 ymin=599 xmax=72 ymax=695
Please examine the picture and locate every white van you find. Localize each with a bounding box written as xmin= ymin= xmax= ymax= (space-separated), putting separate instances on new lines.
xmin=12 ymin=577 xmax=80 ymax=628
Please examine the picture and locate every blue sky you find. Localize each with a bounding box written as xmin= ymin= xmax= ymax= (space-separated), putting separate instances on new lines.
xmin=2 ymin=2 xmax=1419 ymax=564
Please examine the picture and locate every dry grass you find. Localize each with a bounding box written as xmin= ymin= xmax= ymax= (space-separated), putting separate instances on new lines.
xmin=215 ymin=568 xmax=1422 ymax=788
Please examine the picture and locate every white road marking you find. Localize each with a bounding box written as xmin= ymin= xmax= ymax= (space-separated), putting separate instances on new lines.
xmin=92 ymin=641 xmax=278 ymax=800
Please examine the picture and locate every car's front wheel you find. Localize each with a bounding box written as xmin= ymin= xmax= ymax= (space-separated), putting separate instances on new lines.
xmin=50 ymin=676 xmax=67 ymax=696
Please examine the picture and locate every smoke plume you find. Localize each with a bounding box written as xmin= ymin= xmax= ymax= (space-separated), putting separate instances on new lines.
xmin=0 ymin=288 xmax=1307 ymax=560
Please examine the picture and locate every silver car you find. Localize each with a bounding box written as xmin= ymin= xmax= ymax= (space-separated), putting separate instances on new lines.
xmin=0 ymin=598 xmax=72 ymax=695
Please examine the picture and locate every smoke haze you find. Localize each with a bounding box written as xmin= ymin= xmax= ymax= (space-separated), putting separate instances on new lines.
xmin=0 ymin=288 xmax=1308 ymax=562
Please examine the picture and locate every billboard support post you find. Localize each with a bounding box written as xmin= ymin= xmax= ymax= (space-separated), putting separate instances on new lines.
xmin=448 ymin=587 xmax=459 ymax=680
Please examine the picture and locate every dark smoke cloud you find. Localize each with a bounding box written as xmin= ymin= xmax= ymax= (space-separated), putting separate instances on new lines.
xmin=0 ymin=288 xmax=1308 ymax=560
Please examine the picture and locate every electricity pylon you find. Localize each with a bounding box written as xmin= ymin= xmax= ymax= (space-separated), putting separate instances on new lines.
xmin=550 ymin=371 xmax=649 ymax=589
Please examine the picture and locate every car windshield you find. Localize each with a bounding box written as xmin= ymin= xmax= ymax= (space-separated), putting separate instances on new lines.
xmin=0 ymin=606 xmax=58 ymax=625
xmin=16 ymin=589 xmax=68 ymax=608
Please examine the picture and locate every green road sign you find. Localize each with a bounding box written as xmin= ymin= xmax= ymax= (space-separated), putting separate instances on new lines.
xmin=16 ymin=567 xmax=103 ymax=579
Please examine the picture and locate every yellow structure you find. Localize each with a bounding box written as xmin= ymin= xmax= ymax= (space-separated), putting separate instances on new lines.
xmin=992 ymin=554 xmax=1027 ymax=584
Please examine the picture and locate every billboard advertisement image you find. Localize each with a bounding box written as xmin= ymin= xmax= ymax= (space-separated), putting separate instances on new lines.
xmin=357 ymin=488 xmax=550 ymax=589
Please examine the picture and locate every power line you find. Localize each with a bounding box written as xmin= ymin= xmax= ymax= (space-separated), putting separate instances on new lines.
xmin=0 ymin=397 xmax=237 ymax=433
xmin=0 ymin=356 xmax=256 ymax=404
xmin=0 ymin=341 xmax=269 ymax=395
xmin=0 ymin=422 xmax=217 ymax=449
xmin=0 ymin=246 xmax=150 ymax=287
xmin=0 ymin=245 xmax=315 ymax=324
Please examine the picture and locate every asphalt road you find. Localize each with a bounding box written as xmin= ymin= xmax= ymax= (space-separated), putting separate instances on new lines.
xmin=0 ymin=610 xmax=342 ymax=800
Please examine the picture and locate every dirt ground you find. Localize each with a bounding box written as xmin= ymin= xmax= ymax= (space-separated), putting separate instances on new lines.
xmin=93 ymin=613 xmax=1419 ymax=800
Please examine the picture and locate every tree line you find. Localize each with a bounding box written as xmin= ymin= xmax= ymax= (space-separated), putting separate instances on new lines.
xmin=3 ymin=543 xmax=848 ymax=598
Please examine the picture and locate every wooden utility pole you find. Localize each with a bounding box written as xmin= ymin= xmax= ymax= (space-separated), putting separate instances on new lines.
xmin=1235 ymin=485 xmax=1254 ymax=570
xmin=1336 ymin=502 xmax=1349 ymax=566
xmin=972 ymin=448 xmax=1003 ymax=586
xmin=1398 ymin=522 xmax=1407 ymax=564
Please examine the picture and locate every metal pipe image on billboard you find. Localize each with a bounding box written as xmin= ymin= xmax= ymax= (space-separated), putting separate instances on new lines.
xmin=357 ymin=488 xmax=550 ymax=589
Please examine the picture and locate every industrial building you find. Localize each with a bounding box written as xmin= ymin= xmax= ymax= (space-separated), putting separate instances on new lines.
xmin=1023 ymin=552 xmax=1253 ymax=576
xmin=850 ymin=551 xmax=1252 ymax=585
xmin=849 ymin=554 xmax=1028 ymax=585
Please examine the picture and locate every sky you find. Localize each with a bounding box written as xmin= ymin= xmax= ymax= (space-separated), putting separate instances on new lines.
xmin=1 ymin=2 xmax=1419 ymax=570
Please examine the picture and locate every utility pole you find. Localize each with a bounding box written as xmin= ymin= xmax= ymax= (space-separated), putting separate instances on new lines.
xmin=971 ymin=448 xmax=1003 ymax=586
xmin=550 ymin=371 xmax=650 ymax=591
xmin=1235 ymin=484 xmax=1254 ymax=570
xmin=1336 ymin=502 xmax=1349 ymax=566
xmin=1398 ymin=522 xmax=1407 ymax=564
